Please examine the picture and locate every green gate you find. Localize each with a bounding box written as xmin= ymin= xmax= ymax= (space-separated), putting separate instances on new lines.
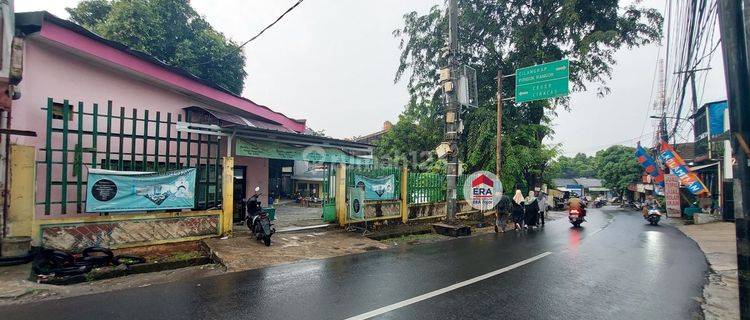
xmin=39 ymin=98 xmax=223 ymax=215
xmin=321 ymin=164 xmax=336 ymax=222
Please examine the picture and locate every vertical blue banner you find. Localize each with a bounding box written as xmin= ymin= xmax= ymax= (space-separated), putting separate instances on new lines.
xmin=86 ymin=168 xmax=197 ymax=213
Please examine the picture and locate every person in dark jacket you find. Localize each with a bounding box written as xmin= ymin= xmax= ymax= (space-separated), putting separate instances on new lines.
xmin=495 ymin=194 xmax=512 ymax=233
xmin=511 ymin=190 xmax=525 ymax=230
xmin=537 ymin=191 xmax=548 ymax=227
xmin=524 ymin=191 xmax=540 ymax=229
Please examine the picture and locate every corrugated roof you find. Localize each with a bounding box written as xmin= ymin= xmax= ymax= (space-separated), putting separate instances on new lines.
xmin=15 ymin=11 xmax=307 ymax=130
xmin=552 ymin=179 xmax=577 ymax=187
xmin=574 ymin=178 xmax=603 ymax=188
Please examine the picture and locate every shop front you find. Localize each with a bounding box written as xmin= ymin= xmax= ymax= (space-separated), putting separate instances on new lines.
xmin=179 ymin=108 xmax=373 ymax=227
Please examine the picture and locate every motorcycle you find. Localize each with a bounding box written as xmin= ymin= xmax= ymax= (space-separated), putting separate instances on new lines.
xmin=624 ymin=200 xmax=642 ymax=211
xmin=644 ymin=206 xmax=662 ymax=226
xmin=245 ymin=187 xmax=274 ymax=246
xmin=569 ymin=207 xmax=585 ymax=227
xmin=593 ymin=199 xmax=606 ymax=208
xmin=633 ymin=201 xmax=643 ymax=211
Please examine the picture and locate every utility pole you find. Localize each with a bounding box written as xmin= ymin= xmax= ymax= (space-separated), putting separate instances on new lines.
xmin=717 ymin=1 xmax=750 ymax=318
xmin=657 ymin=60 xmax=669 ymax=144
xmin=443 ymin=0 xmax=460 ymax=223
xmin=496 ymin=71 xmax=503 ymax=178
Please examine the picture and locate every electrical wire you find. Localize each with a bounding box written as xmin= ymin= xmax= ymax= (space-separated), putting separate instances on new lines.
xmin=667 ymin=0 xmax=717 ymax=140
xmin=197 ymin=0 xmax=305 ymax=65
xmin=565 ymin=130 xmax=659 ymax=155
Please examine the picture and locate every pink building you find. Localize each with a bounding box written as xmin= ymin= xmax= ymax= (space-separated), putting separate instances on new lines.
xmin=8 ymin=12 xmax=370 ymax=250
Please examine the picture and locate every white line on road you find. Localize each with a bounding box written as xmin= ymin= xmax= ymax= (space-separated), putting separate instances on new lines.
xmin=344 ymin=251 xmax=553 ymax=320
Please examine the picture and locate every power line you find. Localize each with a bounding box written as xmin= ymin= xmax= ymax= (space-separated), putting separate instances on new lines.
xmin=198 ymin=0 xmax=305 ymax=65
xmin=565 ymin=130 xmax=658 ymax=155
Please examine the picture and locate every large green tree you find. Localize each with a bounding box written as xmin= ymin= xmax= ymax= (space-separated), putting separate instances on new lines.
xmin=549 ymin=153 xmax=596 ymax=179
xmin=67 ymin=0 xmax=246 ymax=94
xmin=593 ymin=145 xmax=641 ymax=197
xmin=385 ymin=0 xmax=662 ymax=191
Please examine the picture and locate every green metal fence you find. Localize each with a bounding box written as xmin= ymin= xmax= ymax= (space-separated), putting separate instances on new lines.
xmin=408 ymin=172 xmax=445 ymax=204
xmin=39 ymin=98 xmax=222 ymax=215
xmin=406 ymin=173 xmax=468 ymax=203
xmin=457 ymin=174 xmax=468 ymax=201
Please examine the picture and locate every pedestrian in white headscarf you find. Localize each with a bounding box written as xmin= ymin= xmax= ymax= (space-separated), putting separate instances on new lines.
xmin=511 ymin=190 xmax=525 ymax=230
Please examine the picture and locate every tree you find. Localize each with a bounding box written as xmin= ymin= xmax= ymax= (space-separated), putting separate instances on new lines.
xmin=392 ymin=1 xmax=662 ymax=190
xmin=375 ymin=96 xmax=444 ymax=170
xmin=593 ymin=145 xmax=641 ymax=197
xmin=66 ymin=0 xmax=246 ymax=94
xmin=550 ymin=153 xmax=596 ymax=179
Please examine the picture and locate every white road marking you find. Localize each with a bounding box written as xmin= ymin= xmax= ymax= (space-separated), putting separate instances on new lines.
xmin=344 ymin=251 xmax=553 ymax=320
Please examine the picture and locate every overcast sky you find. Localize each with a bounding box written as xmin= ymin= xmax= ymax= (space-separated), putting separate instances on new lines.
xmin=17 ymin=0 xmax=728 ymax=156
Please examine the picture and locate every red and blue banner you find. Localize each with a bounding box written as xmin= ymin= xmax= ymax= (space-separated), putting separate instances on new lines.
xmin=635 ymin=145 xmax=665 ymax=188
xmin=658 ymin=141 xmax=709 ymax=195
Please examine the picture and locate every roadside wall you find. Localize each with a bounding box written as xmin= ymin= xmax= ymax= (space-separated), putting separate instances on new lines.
xmin=36 ymin=211 xmax=220 ymax=251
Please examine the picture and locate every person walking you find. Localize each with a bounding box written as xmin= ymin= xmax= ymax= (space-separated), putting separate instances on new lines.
xmin=511 ymin=190 xmax=525 ymax=230
xmin=537 ymin=191 xmax=548 ymax=227
xmin=495 ymin=193 xmax=512 ymax=233
xmin=524 ymin=191 xmax=539 ymax=229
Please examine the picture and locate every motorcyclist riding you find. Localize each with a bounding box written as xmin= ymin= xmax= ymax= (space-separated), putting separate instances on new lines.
xmin=568 ymin=196 xmax=587 ymax=217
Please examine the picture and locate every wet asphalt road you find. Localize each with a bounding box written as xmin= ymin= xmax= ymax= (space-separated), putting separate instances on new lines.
xmin=0 ymin=207 xmax=707 ymax=320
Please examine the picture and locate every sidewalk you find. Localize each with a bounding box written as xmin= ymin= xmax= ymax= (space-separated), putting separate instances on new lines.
xmin=203 ymin=229 xmax=389 ymax=271
xmin=678 ymin=222 xmax=739 ymax=320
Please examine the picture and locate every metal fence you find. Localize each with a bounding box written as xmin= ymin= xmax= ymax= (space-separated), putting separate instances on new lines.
xmin=38 ymin=98 xmax=222 ymax=215
xmin=408 ymin=172 xmax=445 ymax=204
xmin=407 ymin=172 xmax=468 ymax=204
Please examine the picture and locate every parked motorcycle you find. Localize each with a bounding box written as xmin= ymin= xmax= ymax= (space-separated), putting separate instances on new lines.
xmin=593 ymin=199 xmax=606 ymax=208
xmin=245 ymin=187 xmax=274 ymax=246
xmin=624 ymin=200 xmax=642 ymax=211
xmin=644 ymin=206 xmax=662 ymax=226
xmin=569 ymin=208 xmax=585 ymax=227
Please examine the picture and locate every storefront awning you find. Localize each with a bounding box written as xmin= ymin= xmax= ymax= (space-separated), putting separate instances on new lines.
xmin=236 ymin=139 xmax=373 ymax=165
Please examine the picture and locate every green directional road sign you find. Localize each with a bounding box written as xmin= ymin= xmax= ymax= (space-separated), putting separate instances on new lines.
xmin=515 ymin=59 xmax=570 ymax=103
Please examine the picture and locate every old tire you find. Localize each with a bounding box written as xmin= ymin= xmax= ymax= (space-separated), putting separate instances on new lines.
xmin=81 ymin=247 xmax=113 ymax=267
xmin=53 ymin=265 xmax=91 ymax=276
xmin=33 ymin=249 xmax=75 ymax=275
xmin=0 ymin=252 xmax=33 ymax=267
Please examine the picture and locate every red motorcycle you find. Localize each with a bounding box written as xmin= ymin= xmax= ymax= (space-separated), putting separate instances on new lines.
xmin=569 ymin=207 xmax=586 ymax=227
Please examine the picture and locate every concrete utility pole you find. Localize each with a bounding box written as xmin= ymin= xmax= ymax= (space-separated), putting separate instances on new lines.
xmin=496 ymin=71 xmax=503 ymax=178
xmin=444 ymin=0 xmax=460 ymax=223
xmin=717 ymin=1 xmax=750 ymax=318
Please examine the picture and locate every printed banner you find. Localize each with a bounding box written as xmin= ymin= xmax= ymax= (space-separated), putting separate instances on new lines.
xmin=659 ymin=141 xmax=708 ymax=195
xmin=635 ymin=145 xmax=665 ymax=188
xmin=348 ymin=187 xmax=365 ymax=221
xmin=86 ymin=168 xmax=197 ymax=213
xmin=236 ymin=139 xmax=372 ymax=165
xmin=354 ymin=174 xmax=396 ymax=200
xmin=664 ymin=174 xmax=681 ymax=218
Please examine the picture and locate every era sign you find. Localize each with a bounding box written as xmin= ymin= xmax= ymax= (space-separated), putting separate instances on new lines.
xmin=463 ymin=171 xmax=503 ymax=211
